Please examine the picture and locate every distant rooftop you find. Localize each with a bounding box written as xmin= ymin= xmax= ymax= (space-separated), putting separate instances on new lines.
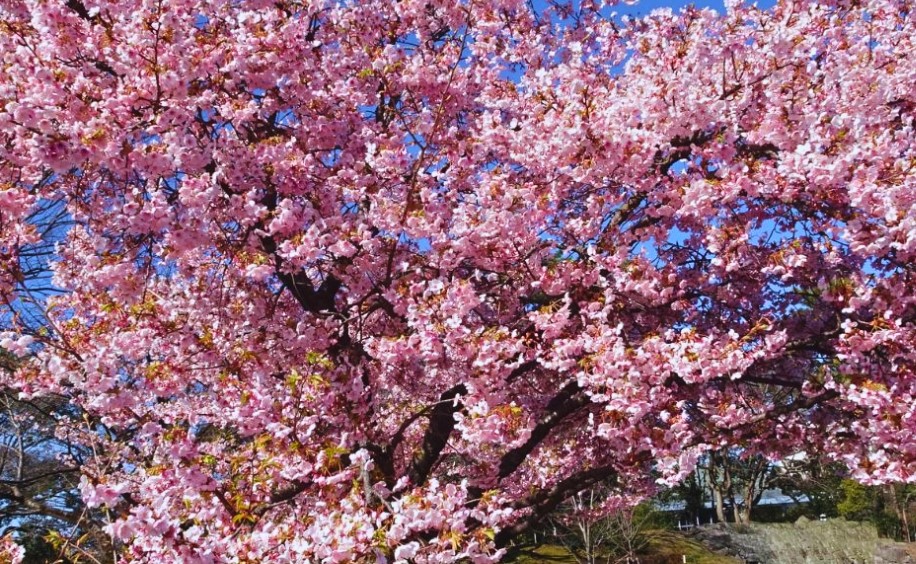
xmin=657 ymin=488 xmax=808 ymax=512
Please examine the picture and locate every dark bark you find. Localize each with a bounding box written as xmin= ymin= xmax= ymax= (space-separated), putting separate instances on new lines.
xmin=494 ymin=464 xmax=618 ymax=547
xmin=407 ymin=384 xmax=467 ymax=486
xmin=497 ymin=381 xmax=588 ymax=480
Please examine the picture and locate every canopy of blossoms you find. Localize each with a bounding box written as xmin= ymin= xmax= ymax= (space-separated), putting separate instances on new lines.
xmin=0 ymin=0 xmax=914 ymax=561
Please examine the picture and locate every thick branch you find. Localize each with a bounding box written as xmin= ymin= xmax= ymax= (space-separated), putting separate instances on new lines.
xmin=0 ymin=467 xmax=80 ymax=487
xmin=256 ymin=184 xmax=341 ymax=315
xmin=407 ymin=384 xmax=467 ymax=486
xmin=64 ymin=0 xmax=97 ymax=22
xmin=0 ymin=485 xmax=83 ymax=527
xmin=275 ymin=269 xmax=340 ymax=315
xmin=505 ymin=359 xmax=539 ymax=384
xmin=494 ymin=464 xmax=618 ymax=547
xmin=497 ymin=381 xmax=588 ymax=480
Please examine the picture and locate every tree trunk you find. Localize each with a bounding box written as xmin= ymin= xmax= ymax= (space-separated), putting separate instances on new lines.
xmin=713 ymin=487 xmax=727 ymax=523
xmin=735 ymin=472 xmax=759 ymax=525
xmin=886 ymin=485 xmax=912 ymax=542
xmin=733 ymin=501 xmax=751 ymax=525
xmin=707 ymin=451 xmax=732 ymax=523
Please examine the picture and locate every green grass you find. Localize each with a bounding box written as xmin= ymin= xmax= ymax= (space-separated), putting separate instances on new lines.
xmin=644 ymin=530 xmax=740 ymax=564
xmin=503 ymin=530 xmax=740 ymax=564
xmin=503 ymin=543 xmax=577 ymax=563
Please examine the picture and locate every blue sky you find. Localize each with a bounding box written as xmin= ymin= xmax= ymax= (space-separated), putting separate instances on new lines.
xmin=617 ymin=0 xmax=730 ymax=13
xmin=533 ymin=0 xmax=778 ymax=18
xmin=630 ymin=0 xmax=778 ymax=13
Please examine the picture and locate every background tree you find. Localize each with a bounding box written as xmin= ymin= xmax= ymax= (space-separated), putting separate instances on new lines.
xmin=837 ymin=480 xmax=916 ymax=542
xmin=771 ymin=456 xmax=846 ymax=519
xmin=882 ymin=484 xmax=916 ymax=543
xmin=548 ymin=487 xmax=658 ymax=564
xmin=0 ymin=354 xmax=113 ymax=563
xmin=837 ymin=480 xmax=879 ymax=523
xmin=550 ymin=487 xmax=615 ymax=564
xmin=704 ymin=449 xmax=776 ymax=525
xmin=1 ymin=0 xmax=915 ymax=561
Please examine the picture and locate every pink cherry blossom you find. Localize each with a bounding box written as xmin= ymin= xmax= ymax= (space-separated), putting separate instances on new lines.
xmin=1 ymin=0 xmax=916 ymax=561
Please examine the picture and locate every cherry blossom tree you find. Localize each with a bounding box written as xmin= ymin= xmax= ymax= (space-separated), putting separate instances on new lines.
xmin=1 ymin=0 xmax=915 ymax=561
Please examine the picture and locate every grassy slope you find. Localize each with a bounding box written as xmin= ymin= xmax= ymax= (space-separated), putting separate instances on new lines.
xmin=644 ymin=530 xmax=740 ymax=564
xmin=505 ymin=530 xmax=739 ymax=564
xmin=504 ymin=520 xmax=908 ymax=563
xmin=717 ymin=520 xmax=879 ymax=563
